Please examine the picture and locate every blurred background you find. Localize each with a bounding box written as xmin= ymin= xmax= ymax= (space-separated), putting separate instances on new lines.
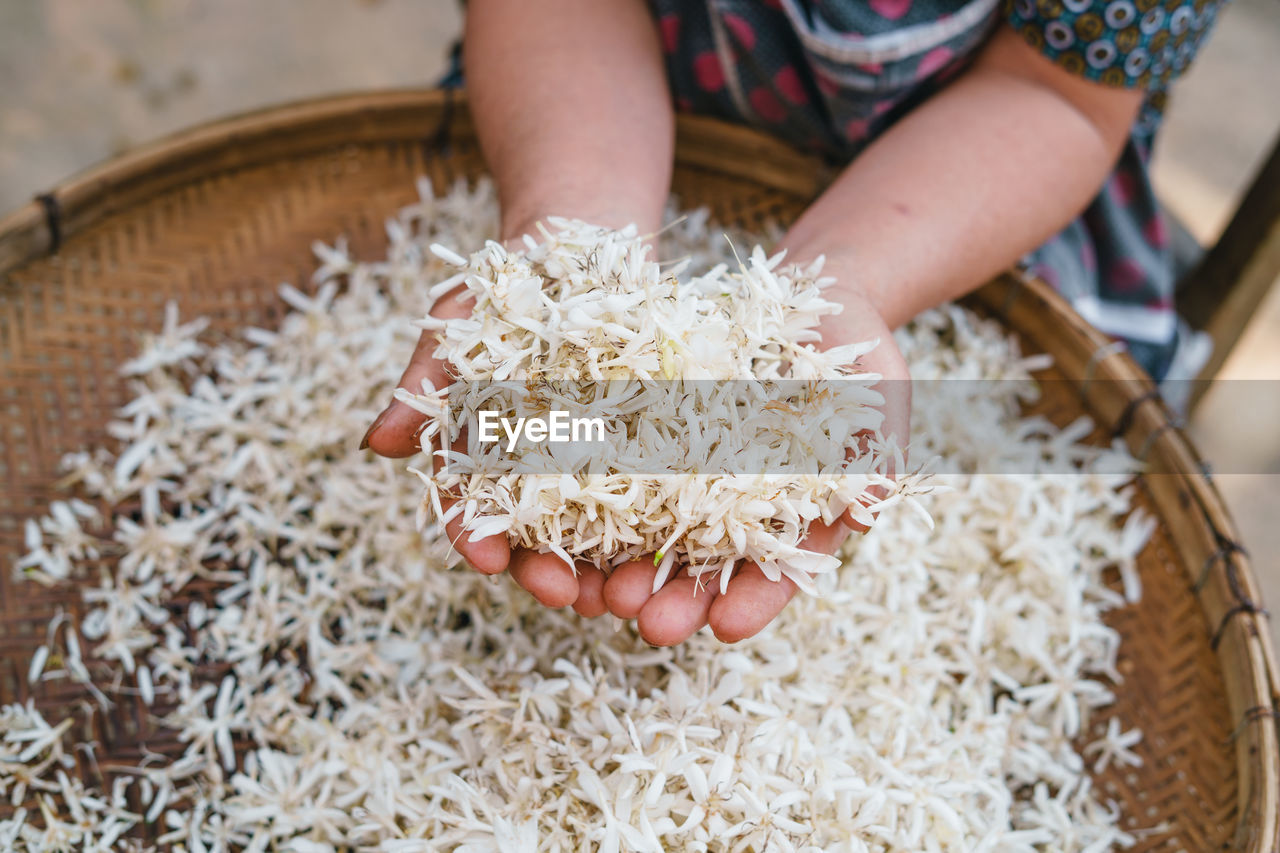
xmin=1 ymin=0 xmax=1277 ymax=644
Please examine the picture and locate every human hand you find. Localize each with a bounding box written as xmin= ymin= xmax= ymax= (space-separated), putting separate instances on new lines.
xmin=361 ymin=280 xmax=613 ymax=619
xmin=599 ymin=278 xmax=911 ymax=645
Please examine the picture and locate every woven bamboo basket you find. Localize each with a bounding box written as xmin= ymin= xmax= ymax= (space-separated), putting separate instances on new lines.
xmin=0 ymin=89 xmax=1276 ymax=850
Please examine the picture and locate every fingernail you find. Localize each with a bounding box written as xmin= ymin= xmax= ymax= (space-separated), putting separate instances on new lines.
xmin=359 ymin=407 xmax=391 ymax=450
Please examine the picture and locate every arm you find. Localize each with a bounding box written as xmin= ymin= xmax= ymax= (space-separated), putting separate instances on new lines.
xmin=694 ymin=27 xmax=1146 ymax=643
xmin=778 ymin=25 xmax=1144 ymax=329
xmin=363 ymin=0 xmax=674 ymax=611
xmin=466 ymin=0 xmax=675 ymax=241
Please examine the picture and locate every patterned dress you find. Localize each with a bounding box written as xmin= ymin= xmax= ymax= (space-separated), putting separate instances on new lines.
xmin=648 ymin=0 xmax=1224 ymax=380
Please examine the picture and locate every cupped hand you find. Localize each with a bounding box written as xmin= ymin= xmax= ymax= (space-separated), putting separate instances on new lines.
xmin=363 ymin=236 xmax=909 ymax=644
xmin=361 ymin=284 xmax=612 ymax=619
xmin=601 ymin=282 xmax=911 ymax=645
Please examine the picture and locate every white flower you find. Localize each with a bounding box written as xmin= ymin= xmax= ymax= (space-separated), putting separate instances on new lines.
xmin=5 ymin=178 xmax=1155 ymax=850
xmin=1083 ymin=717 xmax=1144 ymax=773
xmin=402 ymin=220 xmax=920 ymax=586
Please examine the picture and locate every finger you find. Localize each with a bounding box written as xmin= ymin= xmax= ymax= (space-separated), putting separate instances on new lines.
xmin=842 ymin=355 xmax=911 ymax=530
xmin=841 ymin=431 xmax=879 ymax=533
xmin=434 ymin=427 xmax=510 ymax=575
xmin=444 ymin=509 xmax=511 ymax=575
xmin=709 ymin=520 xmax=846 ymax=643
xmin=362 ymin=330 xmax=453 ymax=458
xmin=839 ymin=438 xmax=900 ymax=532
xmin=708 ymin=564 xmax=798 ymax=644
xmin=800 ymin=518 xmax=850 ymax=554
xmin=509 ymin=549 xmax=580 ymax=609
xmin=864 ymin=344 xmax=911 ymax=468
xmin=878 ymin=362 xmax=911 ymax=465
xmin=602 ymin=559 xmax=660 ymax=619
xmin=841 ymin=507 xmax=872 ymax=534
xmin=637 ymin=575 xmax=718 ymax=647
xmin=363 ymin=286 xmax=474 ymax=458
xmin=572 ymin=563 xmax=609 ymax=618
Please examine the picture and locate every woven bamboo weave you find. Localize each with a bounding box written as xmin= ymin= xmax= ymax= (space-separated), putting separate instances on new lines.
xmin=0 ymin=90 xmax=1275 ymax=850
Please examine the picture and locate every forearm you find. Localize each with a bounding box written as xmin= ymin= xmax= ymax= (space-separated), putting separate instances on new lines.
xmin=464 ymin=0 xmax=675 ymax=241
xmin=779 ymin=27 xmax=1143 ymax=329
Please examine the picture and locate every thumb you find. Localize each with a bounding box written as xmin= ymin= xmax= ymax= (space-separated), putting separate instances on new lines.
xmin=361 ymin=328 xmax=452 ymax=458
xmin=363 ymin=285 xmax=473 ymax=457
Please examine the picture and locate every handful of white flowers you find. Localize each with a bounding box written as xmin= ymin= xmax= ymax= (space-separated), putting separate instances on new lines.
xmin=396 ymin=219 xmax=927 ymax=593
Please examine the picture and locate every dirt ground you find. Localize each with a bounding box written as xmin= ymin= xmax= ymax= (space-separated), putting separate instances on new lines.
xmin=1 ymin=0 xmax=1277 ymax=645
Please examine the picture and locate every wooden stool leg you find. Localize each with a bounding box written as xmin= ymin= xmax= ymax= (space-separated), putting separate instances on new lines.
xmin=1181 ymin=135 xmax=1280 ymax=411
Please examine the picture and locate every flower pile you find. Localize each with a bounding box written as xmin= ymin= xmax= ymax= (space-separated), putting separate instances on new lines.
xmin=399 ymin=221 xmax=921 ymax=592
xmin=4 ymin=178 xmax=1152 ymax=851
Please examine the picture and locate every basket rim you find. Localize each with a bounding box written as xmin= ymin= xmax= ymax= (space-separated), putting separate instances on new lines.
xmin=0 ymin=87 xmax=1275 ymax=847
xmin=0 ymin=88 xmax=827 ymax=272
